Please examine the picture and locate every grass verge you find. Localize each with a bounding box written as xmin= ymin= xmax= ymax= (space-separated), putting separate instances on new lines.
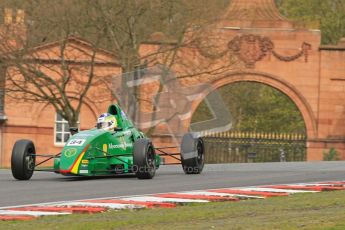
xmin=1 ymin=191 xmax=345 ymax=230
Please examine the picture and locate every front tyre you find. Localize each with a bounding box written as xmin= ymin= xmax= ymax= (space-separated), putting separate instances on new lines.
xmin=11 ymin=140 xmax=36 ymax=180
xmin=180 ymin=133 xmax=205 ymax=174
xmin=133 ymin=138 xmax=156 ymax=179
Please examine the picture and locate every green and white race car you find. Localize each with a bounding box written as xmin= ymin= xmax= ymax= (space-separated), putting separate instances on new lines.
xmin=11 ymin=104 xmax=205 ymax=180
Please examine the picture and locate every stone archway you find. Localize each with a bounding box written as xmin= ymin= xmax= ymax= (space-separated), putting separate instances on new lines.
xmin=189 ymin=71 xmax=317 ymax=139
xmin=189 ymin=71 xmax=317 ymax=160
xmin=186 ymin=71 xmax=319 ymax=161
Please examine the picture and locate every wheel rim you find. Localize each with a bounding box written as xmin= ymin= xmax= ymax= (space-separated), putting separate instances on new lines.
xmin=196 ymin=139 xmax=204 ymax=165
xmin=146 ymin=146 xmax=155 ymax=171
xmin=25 ymin=147 xmax=35 ymax=172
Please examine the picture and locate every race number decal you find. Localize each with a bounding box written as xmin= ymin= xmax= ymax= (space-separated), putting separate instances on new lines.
xmin=67 ymin=139 xmax=86 ymax=146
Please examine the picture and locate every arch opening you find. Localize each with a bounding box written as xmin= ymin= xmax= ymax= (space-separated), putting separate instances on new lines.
xmin=192 ymin=82 xmax=306 ymax=134
xmin=189 ymin=72 xmax=316 ymax=163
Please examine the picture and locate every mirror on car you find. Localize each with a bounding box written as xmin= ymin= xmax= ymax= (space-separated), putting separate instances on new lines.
xmin=69 ymin=127 xmax=79 ymax=135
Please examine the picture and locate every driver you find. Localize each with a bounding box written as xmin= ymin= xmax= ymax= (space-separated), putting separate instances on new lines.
xmin=96 ymin=113 xmax=117 ymax=131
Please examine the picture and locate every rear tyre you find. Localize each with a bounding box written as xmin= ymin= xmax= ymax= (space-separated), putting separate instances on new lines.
xmin=11 ymin=140 xmax=36 ymax=180
xmin=133 ymin=138 xmax=156 ymax=179
xmin=180 ymin=133 xmax=205 ymax=174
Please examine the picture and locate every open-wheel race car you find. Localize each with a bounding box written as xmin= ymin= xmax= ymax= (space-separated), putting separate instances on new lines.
xmin=11 ymin=104 xmax=205 ymax=180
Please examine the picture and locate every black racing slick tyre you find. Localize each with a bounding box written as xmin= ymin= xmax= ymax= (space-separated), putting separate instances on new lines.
xmin=180 ymin=133 xmax=205 ymax=174
xmin=133 ymin=138 xmax=156 ymax=179
xmin=11 ymin=139 xmax=36 ymax=180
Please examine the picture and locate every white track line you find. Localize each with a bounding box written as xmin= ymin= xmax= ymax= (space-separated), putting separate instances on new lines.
xmin=0 ymin=210 xmax=70 ymax=217
xmin=290 ymin=183 xmax=345 ymax=187
xmin=49 ymin=202 xmax=143 ymax=209
xmin=120 ymin=196 xmax=209 ymax=203
xmin=178 ymin=191 xmax=264 ymax=199
xmin=237 ymin=187 xmax=317 ymax=193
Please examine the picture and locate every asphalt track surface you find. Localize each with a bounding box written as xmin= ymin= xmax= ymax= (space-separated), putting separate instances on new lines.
xmin=0 ymin=162 xmax=344 ymax=207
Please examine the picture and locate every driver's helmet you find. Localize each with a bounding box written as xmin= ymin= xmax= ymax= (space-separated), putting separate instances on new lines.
xmin=96 ymin=113 xmax=117 ymax=131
